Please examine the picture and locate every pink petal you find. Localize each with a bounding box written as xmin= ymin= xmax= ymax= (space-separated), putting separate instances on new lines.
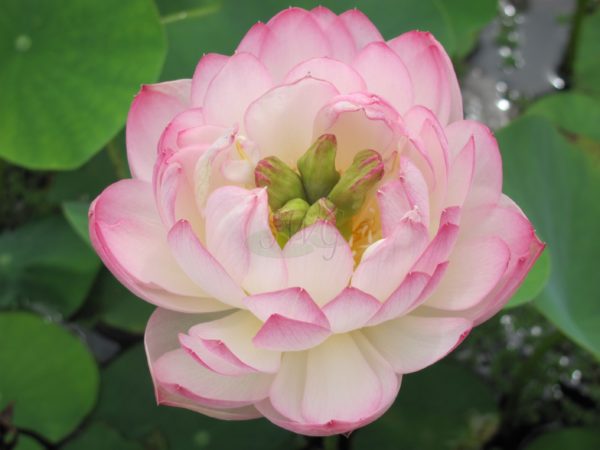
xmin=444 ymin=136 xmax=476 ymax=208
xmin=191 ymin=53 xmax=228 ymax=107
xmin=313 ymin=92 xmax=400 ymax=170
xmin=245 ymin=77 xmax=339 ymax=165
xmin=284 ymin=57 xmax=366 ymax=94
xmin=310 ymin=6 xmax=356 ymax=63
xmin=363 ymin=313 xmax=472 ymax=373
xmin=367 ymin=272 xmax=431 ymax=326
xmin=186 ymin=311 xmax=281 ymax=374
xmin=126 ymin=80 xmax=191 ymax=181
xmin=259 ymin=8 xmax=331 ymax=81
xmin=352 ymin=217 xmax=429 ymax=301
xmin=167 ymin=220 xmax=246 ymax=308
xmin=260 ymin=333 xmax=399 ymax=435
xmin=377 ymin=157 xmax=430 ymax=237
xmin=283 ymin=222 xmax=354 ymax=306
xmin=145 ymin=308 xmax=265 ymax=419
xmin=468 ymin=235 xmax=545 ymax=324
xmin=412 ymin=207 xmax=461 ymax=275
xmin=253 ymin=315 xmax=331 ymax=351
xmin=424 ymin=237 xmax=511 ymax=310
xmin=352 ymin=42 xmax=414 ymax=114
xmin=153 ymin=349 xmax=272 ymax=408
xmin=339 ymin=9 xmax=384 ymax=49
xmin=244 ymin=287 xmax=329 ymax=328
xmin=89 ymin=180 xmax=226 ymax=313
xmin=237 ymin=22 xmax=270 ymax=55
xmin=203 ymin=52 xmax=273 ymax=126
xmin=445 ymin=120 xmax=503 ymax=210
xmin=322 ymin=288 xmax=381 ymax=333
xmin=388 ymin=31 xmax=463 ymax=125
xmin=301 ymin=333 xmax=399 ymax=424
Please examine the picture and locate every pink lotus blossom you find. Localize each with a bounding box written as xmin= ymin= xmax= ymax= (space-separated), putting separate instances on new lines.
xmin=89 ymin=7 xmax=544 ymax=436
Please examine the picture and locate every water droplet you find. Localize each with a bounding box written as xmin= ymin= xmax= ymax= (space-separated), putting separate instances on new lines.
xmin=559 ymin=356 xmax=570 ymax=367
xmin=548 ymin=73 xmax=566 ymax=90
xmin=530 ymin=325 xmax=542 ymax=337
xmin=571 ymin=369 xmax=582 ymax=384
xmin=15 ymin=34 xmax=32 ymax=52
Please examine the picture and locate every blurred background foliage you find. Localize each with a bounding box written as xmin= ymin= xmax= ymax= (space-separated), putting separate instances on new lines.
xmin=0 ymin=0 xmax=599 ymax=449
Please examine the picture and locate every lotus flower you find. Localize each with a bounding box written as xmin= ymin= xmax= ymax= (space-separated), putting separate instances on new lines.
xmin=89 ymin=6 xmax=544 ymax=436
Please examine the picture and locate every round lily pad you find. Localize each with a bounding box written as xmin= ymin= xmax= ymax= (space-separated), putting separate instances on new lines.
xmin=0 ymin=312 xmax=99 ymax=442
xmin=0 ymin=0 xmax=166 ymax=169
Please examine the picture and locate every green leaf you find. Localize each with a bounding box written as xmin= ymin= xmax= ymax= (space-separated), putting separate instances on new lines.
xmin=526 ymin=92 xmax=600 ymax=143
xmin=505 ymin=251 xmax=551 ymax=309
xmin=496 ymin=116 xmax=600 ymax=359
xmin=0 ymin=312 xmax=99 ymax=442
xmin=47 ymin=150 xmax=118 ymax=205
xmin=574 ymin=9 xmax=600 ymax=96
xmin=62 ymin=201 xmax=91 ymax=246
xmin=62 ymin=423 xmax=143 ymax=450
xmin=354 ymin=361 xmax=498 ymax=450
xmin=94 ymin=345 xmax=295 ymax=450
xmin=85 ymin=270 xmax=153 ymax=335
xmin=14 ymin=436 xmax=44 ymax=450
xmin=0 ymin=0 xmax=166 ymax=169
xmin=159 ymin=0 xmax=496 ymax=80
xmin=523 ymin=428 xmax=600 ymax=450
xmin=0 ymin=215 xmax=100 ymax=317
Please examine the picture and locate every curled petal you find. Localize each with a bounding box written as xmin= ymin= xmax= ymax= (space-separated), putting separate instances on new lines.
xmin=322 ymin=288 xmax=381 ymax=333
xmin=167 ymin=220 xmax=246 ymax=308
xmin=145 ymin=308 xmax=266 ymax=419
xmin=245 ymin=77 xmax=339 ymax=165
xmin=186 ymin=311 xmax=281 ymax=374
xmin=89 ymin=179 xmax=226 ymax=313
xmin=352 ymin=217 xmax=429 ymax=301
xmin=127 ymin=80 xmax=191 ymax=181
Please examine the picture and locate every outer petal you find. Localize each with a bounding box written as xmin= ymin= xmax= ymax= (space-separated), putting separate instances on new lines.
xmin=145 ymin=308 xmax=264 ymax=420
xmin=150 ymin=342 xmax=272 ymax=408
xmin=259 ymin=333 xmax=399 ymax=436
xmin=388 ymin=31 xmax=463 ymax=125
xmin=245 ymin=77 xmax=339 ymax=165
xmin=339 ymin=9 xmax=384 ymax=49
xmin=203 ymin=53 xmax=273 ymax=126
xmin=186 ymin=311 xmax=281 ymax=374
xmin=126 ymin=80 xmax=191 ymax=181
xmin=352 ymin=42 xmax=414 ymax=114
xmin=284 ymin=57 xmax=366 ymax=94
xmin=167 ymin=220 xmax=246 ymax=308
xmin=89 ymin=179 xmax=227 ymax=313
xmin=445 ymin=120 xmax=503 ymax=210
xmin=352 ymin=217 xmax=429 ymax=301
xmin=310 ymin=6 xmax=356 ymax=63
xmin=259 ymin=8 xmax=331 ymax=81
xmin=424 ymin=237 xmax=511 ymax=310
xmin=283 ymin=222 xmax=354 ymax=306
xmin=362 ymin=313 xmax=472 ymax=373
xmin=191 ymin=53 xmax=228 ymax=107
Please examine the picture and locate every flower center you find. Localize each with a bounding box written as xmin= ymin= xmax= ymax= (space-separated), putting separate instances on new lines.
xmin=255 ymin=134 xmax=384 ymax=256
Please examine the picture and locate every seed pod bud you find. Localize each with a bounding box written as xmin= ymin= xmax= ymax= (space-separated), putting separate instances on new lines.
xmin=255 ymin=156 xmax=306 ymax=210
xmin=297 ymin=134 xmax=340 ymax=203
